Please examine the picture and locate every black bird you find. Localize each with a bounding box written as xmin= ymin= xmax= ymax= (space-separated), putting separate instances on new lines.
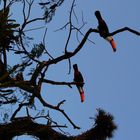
xmin=73 ymin=64 xmax=85 ymax=102
xmin=95 ymin=10 xmax=117 ymax=52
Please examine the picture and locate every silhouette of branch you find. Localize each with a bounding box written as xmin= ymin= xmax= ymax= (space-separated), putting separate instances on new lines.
xmin=28 ymin=28 xmax=95 ymax=82
xmin=37 ymin=94 xmax=80 ymax=129
xmin=89 ymin=27 xmax=140 ymax=36
xmin=109 ymin=27 xmax=140 ymax=36
xmin=0 ymin=89 xmax=13 ymax=94
xmin=57 ymin=100 xmax=66 ymax=108
xmin=0 ymin=64 xmax=19 ymax=82
xmin=30 ymin=61 xmax=47 ymax=84
xmin=46 ymin=28 xmax=94 ymax=65
xmin=0 ymin=117 xmax=68 ymax=140
xmin=19 ymin=34 xmax=41 ymax=63
xmin=43 ymin=28 xmax=54 ymax=59
xmin=64 ymin=0 xmax=76 ymax=52
xmin=24 ymin=26 xmax=45 ymax=32
xmin=31 ymin=113 xmax=67 ymax=128
xmin=0 ymin=109 xmax=116 ymax=140
xmin=10 ymin=102 xmax=31 ymax=121
xmin=43 ymin=79 xmax=84 ymax=88
xmin=0 ymin=98 xmax=17 ymax=105
xmin=0 ymin=81 xmax=34 ymax=93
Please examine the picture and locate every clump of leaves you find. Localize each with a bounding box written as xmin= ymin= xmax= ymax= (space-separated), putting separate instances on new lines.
xmin=30 ymin=43 xmax=45 ymax=58
xmin=0 ymin=7 xmax=20 ymax=50
xmin=94 ymin=109 xmax=117 ymax=138
xmin=39 ymin=0 xmax=64 ymax=23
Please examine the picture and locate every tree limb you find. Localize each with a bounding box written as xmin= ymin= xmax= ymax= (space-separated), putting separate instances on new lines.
xmin=37 ymin=94 xmax=80 ymax=129
xmin=43 ymin=79 xmax=84 ymax=88
xmin=109 ymin=27 xmax=140 ymax=36
xmin=0 ymin=109 xmax=117 ymax=140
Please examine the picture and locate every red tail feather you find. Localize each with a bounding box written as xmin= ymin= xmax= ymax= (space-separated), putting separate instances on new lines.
xmin=78 ymin=87 xmax=85 ymax=102
xmin=110 ymin=38 xmax=116 ymax=52
xmin=105 ymin=36 xmax=117 ymax=52
xmin=80 ymin=91 xmax=85 ymax=102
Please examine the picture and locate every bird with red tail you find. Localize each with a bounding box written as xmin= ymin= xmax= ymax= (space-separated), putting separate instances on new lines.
xmin=73 ymin=64 xmax=85 ymax=103
xmin=95 ymin=10 xmax=117 ymax=52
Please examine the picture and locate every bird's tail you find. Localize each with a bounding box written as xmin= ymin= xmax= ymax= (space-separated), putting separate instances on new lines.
xmin=78 ymin=87 xmax=85 ymax=103
xmin=106 ymin=36 xmax=117 ymax=52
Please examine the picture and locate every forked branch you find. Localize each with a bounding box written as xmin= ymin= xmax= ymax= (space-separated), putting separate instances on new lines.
xmin=37 ymin=94 xmax=80 ymax=129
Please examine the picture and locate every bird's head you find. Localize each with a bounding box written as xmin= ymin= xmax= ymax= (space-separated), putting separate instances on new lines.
xmin=73 ymin=64 xmax=78 ymax=71
xmin=95 ymin=10 xmax=102 ymax=20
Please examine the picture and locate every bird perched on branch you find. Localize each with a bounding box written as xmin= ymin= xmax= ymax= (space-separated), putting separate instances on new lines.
xmin=73 ymin=64 xmax=85 ymax=103
xmin=95 ymin=10 xmax=116 ymax=52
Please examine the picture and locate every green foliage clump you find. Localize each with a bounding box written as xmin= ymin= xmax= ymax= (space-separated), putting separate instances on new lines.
xmin=0 ymin=7 xmax=19 ymax=50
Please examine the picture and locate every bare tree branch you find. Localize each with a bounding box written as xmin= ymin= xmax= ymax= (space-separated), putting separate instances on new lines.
xmin=43 ymin=79 xmax=84 ymax=88
xmin=10 ymin=102 xmax=31 ymax=121
xmin=42 ymin=27 xmax=54 ymax=59
xmin=37 ymin=94 xmax=80 ymax=129
xmin=0 ymin=109 xmax=116 ymax=140
xmin=109 ymin=27 xmax=140 ymax=36
xmin=64 ymin=0 xmax=76 ymax=52
xmin=0 ymin=98 xmax=17 ymax=105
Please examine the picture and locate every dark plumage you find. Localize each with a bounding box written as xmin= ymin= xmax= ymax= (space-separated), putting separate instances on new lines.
xmin=73 ymin=64 xmax=84 ymax=102
xmin=95 ymin=10 xmax=117 ymax=52
xmin=95 ymin=10 xmax=109 ymax=38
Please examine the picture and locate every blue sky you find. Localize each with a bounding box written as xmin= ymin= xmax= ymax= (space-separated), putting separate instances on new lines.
xmin=41 ymin=1 xmax=140 ymax=139
xmin=1 ymin=0 xmax=139 ymax=140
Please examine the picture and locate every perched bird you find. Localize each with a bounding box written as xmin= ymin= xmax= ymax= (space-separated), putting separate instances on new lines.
xmin=73 ymin=64 xmax=85 ymax=103
xmin=95 ymin=10 xmax=116 ymax=52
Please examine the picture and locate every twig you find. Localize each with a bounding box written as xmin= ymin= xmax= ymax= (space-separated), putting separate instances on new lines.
xmin=26 ymin=0 xmax=34 ymax=20
xmin=54 ymin=22 xmax=69 ymax=32
xmin=57 ymin=100 xmax=66 ymax=108
xmin=43 ymin=27 xmax=54 ymax=59
xmin=31 ymin=113 xmax=67 ymax=128
xmin=0 ymin=99 xmax=17 ymax=105
xmin=73 ymin=4 xmax=78 ymax=24
xmin=74 ymin=25 xmax=95 ymax=44
xmin=24 ymin=26 xmax=46 ymax=32
xmin=22 ymin=0 xmax=26 ymax=21
xmin=10 ymin=102 xmax=30 ymax=121
xmin=0 ymin=89 xmax=13 ymax=94
xmin=37 ymin=94 xmax=80 ymax=129
xmin=46 ymin=28 xmax=94 ymax=66
xmin=68 ymin=58 xmax=71 ymax=74
xmin=19 ymin=34 xmax=41 ymax=63
xmin=64 ymin=0 xmax=76 ymax=52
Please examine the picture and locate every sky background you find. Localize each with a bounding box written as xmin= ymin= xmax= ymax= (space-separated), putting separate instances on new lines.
xmin=0 ymin=0 xmax=139 ymax=140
